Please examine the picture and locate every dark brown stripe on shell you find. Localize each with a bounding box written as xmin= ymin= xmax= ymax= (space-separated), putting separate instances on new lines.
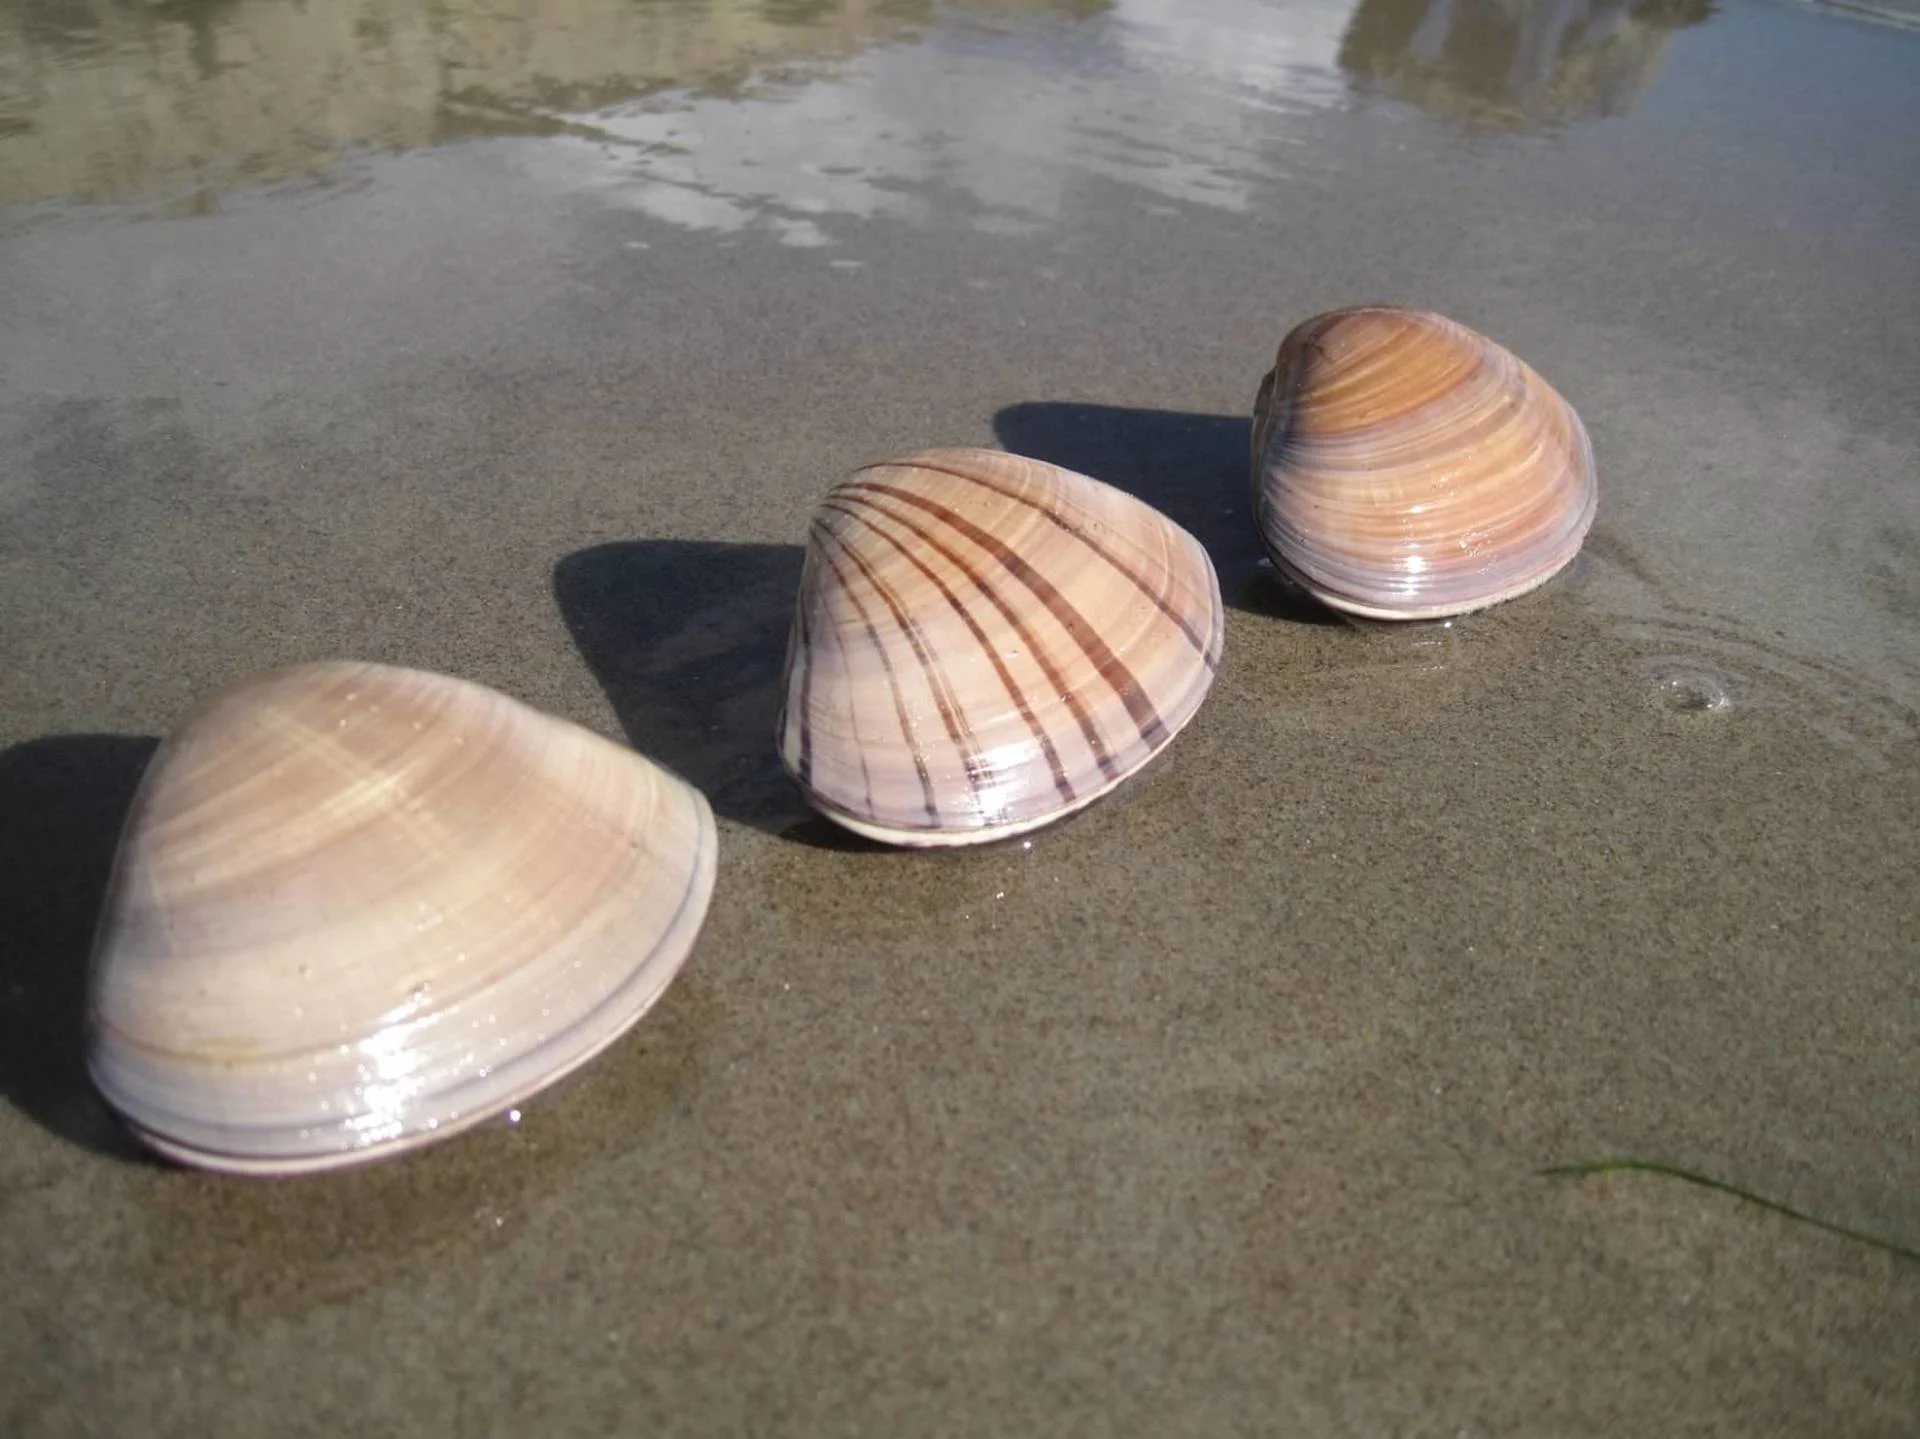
xmin=814 ymin=523 xmax=959 ymax=825
xmin=787 ymin=557 xmax=816 ymax=786
xmin=823 ymin=560 xmax=879 ymax=817
xmin=843 ymin=480 xmax=1171 ymax=751
xmin=821 ymin=498 xmax=1080 ymax=807
xmin=868 ymin=455 xmax=1219 ymax=669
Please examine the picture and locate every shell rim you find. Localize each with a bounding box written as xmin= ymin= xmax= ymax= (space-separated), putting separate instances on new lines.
xmin=791 ymin=647 xmax=1219 ymax=848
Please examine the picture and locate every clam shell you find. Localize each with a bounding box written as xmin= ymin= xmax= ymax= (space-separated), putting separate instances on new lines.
xmin=1252 ymin=305 xmax=1598 ymax=621
xmin=777 ymin=447 xmax=1225 ymax=846
xmin=85 ymin=661 xmax=717 ymax=1175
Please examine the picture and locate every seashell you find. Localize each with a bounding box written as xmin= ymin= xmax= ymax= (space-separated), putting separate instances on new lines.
xmin=85 ymin=660 xmax=717 ymax=1175
xmin=777 ymin=447 xmax=1225 ymax=846
xmin=1252 ymin=305 xmax=1597 ymax=621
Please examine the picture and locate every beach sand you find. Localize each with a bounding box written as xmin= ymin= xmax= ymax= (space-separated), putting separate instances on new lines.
xmin=1 ymin=0 xmax=1916 ymax=1431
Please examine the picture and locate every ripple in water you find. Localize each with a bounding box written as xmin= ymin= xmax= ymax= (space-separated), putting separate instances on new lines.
xmin=1616 ymin=607 xmax=1917 ymax=765
xmin=1641 ymin=659 xmax=1736 ymax=714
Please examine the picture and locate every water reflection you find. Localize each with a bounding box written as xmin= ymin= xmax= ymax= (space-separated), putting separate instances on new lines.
xmin=0 ymin=0 xmax=1113 ymax=206
xmin=0 ymin=0 xmax=1360 ymax=220
xmin=0 ymin=0 xmax=1710 ymax=219
xmin=1337 ymin=0 xmax=1716 ymax=127
xmin=525 ymin=0 xmax=1353 ymax=244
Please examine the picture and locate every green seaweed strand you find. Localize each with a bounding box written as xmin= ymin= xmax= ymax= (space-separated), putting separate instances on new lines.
xmin=1543 ymin=1158 xmax=1920 ymax=1265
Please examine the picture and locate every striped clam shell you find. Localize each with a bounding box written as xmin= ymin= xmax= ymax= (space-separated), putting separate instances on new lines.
xmin=1253 ymin=305 xmax=1598 ymax=621
xmin=777 ymin=448 xmax=1225 ymax=846
xmin=86 ymin=661 xmax=717 ymax=1175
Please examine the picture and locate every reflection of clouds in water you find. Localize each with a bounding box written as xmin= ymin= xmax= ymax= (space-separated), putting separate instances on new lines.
xmin=558 ymin=84 xmax=934 ymax=238
xmin=1116 ymin=0 xmax=1353 ymax=101
xmin=538 ymin=0 xmax=1352 ymax=249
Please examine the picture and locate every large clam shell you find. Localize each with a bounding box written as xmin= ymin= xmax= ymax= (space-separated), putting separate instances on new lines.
xmin=86 ymin=661 xmax=717 ymax=1175
xmin=777 ymin=447 xmax=1225 ymax=846
xmin=1252 ymin=305 xmax=1598 ymax=621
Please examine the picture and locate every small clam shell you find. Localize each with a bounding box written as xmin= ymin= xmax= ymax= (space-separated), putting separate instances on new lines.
xmin=777 ymin=447 xmax=1224 ymax=846
xmin=1252 ymin=305 xmax=1598 ymax=620
xmin=86 ymin=661 xmax=717 ymax=1175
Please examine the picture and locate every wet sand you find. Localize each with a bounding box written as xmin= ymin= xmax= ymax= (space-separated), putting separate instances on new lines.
xmin=2 ymin=0 xmax=1917 ymax=1432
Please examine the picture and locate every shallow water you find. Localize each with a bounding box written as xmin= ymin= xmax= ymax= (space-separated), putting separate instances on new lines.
xmin=2 ymin=0 xmax=1917 ymax=1433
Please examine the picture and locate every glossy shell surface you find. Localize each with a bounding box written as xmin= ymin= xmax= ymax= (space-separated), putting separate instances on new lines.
xmin=86 ymin=661 xmax=717 ymax=1175
xmin=1253 ymin=305 xmax=1598 ymax=620
xmin=778 ymin=447 xmax=1225 ymax=846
